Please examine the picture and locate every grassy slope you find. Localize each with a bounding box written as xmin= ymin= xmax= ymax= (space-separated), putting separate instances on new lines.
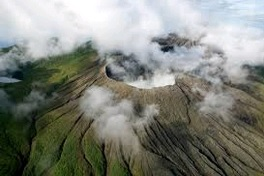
xmin=0 ymin=44 xmax=96 ymax=176
xmin=2 ymin=45 xmax=264 ymax=176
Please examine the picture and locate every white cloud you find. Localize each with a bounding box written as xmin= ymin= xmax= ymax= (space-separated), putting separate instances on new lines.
xmin=12 ymin=90 xmax=48 ymax=117
xmin=80 ymin=86 xmax=159 ymax=151
xmin=198 ymin=90 xmax=234 ymax=121
xmin=127 ymin=71 xmax=175 ymax=89
xmin=1 ymin=0 xmax=264 ymax=119
xmin=0 ymin=89 xmax=49 ymax=118
xmin=1 ymin=0 xmax=263 ymax=85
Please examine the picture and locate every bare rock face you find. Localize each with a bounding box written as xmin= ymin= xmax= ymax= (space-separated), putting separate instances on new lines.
xmin=105 ymin=55 xmax=154 ymax=83
xmin=22 ymin=52 xmax=264 ymax=176
xmin=152 ymin=33 xmax=198 ymax=52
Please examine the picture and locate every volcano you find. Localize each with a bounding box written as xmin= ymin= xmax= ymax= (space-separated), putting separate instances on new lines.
xmin=1 ymin=36 xmax=264 ymax=176
xmin=2 ymin=0 xmax=264 ymax=175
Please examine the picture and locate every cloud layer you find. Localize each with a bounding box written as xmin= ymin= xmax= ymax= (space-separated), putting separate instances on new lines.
xmin=80 ymin=86 xmax=159 ymax=151
xmin=0 ymin=89 xmax=49 ymax=118
xmin=1 ymin=0 xmax=264 ymax=83
xmin=1 ymin=0 xmax=264 ymax=119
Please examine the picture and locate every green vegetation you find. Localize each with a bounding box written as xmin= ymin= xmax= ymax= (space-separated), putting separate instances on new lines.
xmin=254 ymin=66 xmax=264 ymax=78
xmin=0 ymin=45 xmax=17 ymax=53
xmin=109 ymin=160 xmax=131 ymax=176
xmin=0 ymin=43 xmax=96 ymax=176
xmin=0 ymin=111 xmax=31 ymax=176
xmin=49 ymin=122 xmax=92 ymax=176
xmin=23 ymin=109 xmax=81 ymax=175
xmin=2 ymin=44 xmax=96 ymax=101
xmin=82 ymin=131 xmax=106 ymax=176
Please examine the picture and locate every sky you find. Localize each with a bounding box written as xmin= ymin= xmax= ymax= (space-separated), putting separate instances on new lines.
xmin=0 ymin=41 xmax=13 ymax=48
xmin=1 ymin=0 xmax=264 ymax=85
xmin=1 ymin=0 xmax=264 ymax=49
xmin=2 ymin=0 xmax=264 ymax=47
xmin=195 ymin=0 xmax=264 ymax=28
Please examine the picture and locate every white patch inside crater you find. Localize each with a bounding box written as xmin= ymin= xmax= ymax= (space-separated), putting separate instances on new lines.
xmin=126 ymin=71 xmax=175 ymax=89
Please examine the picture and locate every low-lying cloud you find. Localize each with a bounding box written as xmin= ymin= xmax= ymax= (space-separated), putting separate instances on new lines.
xmin=13 ymin=90 xmax=48 ymax=117
xmin=80 ymin=86 xmax=159 ymax=151
xmin=0 ymin=89 xmax=49 ymax=118
xmin=1 ymin=0 xmax=264 ymax=119
xmin=198 ymin=90 xmax=234 ymax=121
xmin=1 ymin=0 xmax=264 ymax=83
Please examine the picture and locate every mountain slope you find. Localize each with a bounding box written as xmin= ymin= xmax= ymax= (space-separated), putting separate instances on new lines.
xmin=23 ymin=57 xmax=264 ymax=175
xmin=1 ymin=43 xmax=264 ymax=176
xmin=0 ymin=44 xmax=97 ymax=176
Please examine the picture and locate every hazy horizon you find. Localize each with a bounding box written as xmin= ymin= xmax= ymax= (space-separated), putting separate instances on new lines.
xmin=1 ymin=0 xmax=264 ymax=47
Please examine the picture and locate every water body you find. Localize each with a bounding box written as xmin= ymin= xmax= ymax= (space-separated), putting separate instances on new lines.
xmin=0 ymin=77 xmax=21 ymax=84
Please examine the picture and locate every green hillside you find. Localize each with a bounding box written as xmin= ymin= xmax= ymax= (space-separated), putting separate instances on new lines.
xmin=1 ymin=42 xmax=264 ymax=176
xmin=0 ymin=44 xmax=97 ymax=176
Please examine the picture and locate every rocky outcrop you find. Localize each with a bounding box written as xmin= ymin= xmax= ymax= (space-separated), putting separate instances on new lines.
xmin=152 ymin=33 xmax=198 ymax=52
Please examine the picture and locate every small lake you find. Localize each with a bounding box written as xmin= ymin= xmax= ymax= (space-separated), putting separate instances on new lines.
xmin=0 ymin=77 xmax=21 ymax=84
